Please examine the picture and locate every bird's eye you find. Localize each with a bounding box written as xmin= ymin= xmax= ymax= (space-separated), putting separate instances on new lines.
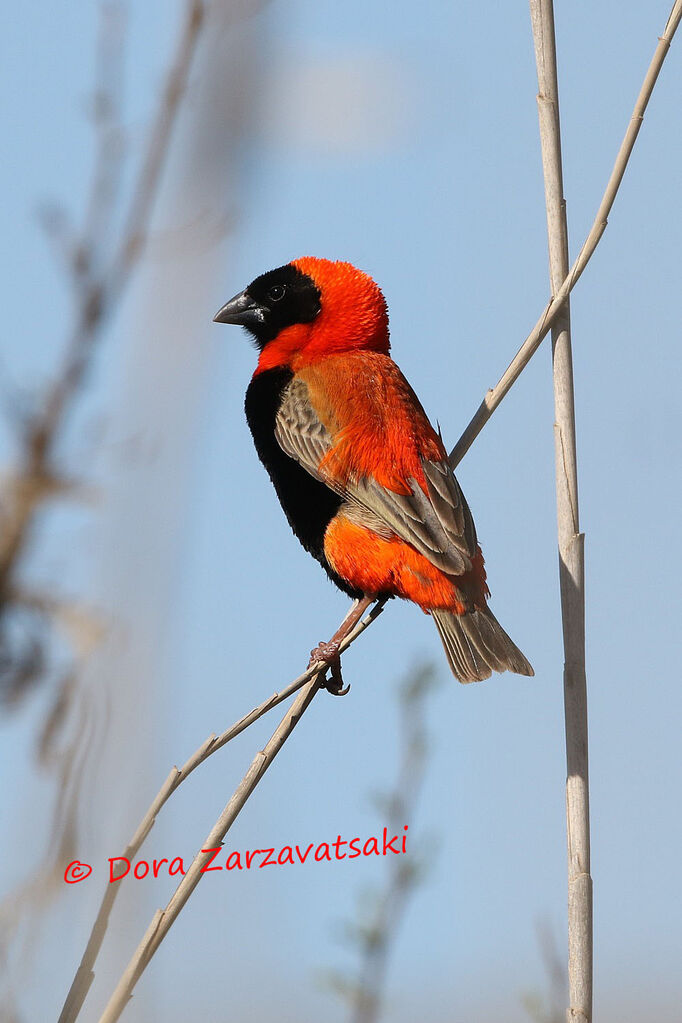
xmin=267 ymin=284 xmax=286 ymax=302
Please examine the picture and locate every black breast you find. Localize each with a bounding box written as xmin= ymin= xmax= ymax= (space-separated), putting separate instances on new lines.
xmin=244 ymin=368 xmax=362 ymax=598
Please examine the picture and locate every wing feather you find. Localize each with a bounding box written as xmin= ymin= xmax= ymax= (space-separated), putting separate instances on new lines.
xmin=275 ymin=376 xmax=476 ymax=579
xmin=275 ymin=377 xmax=333 ymax=481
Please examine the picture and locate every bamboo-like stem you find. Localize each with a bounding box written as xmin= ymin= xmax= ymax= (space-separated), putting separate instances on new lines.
xmin=529 ymin=2 xmax=591 ymax=1020
xmin=449 ymin=0 xmax=682 ymax=469
xmin=0 ymin=0 xmax=205 ymax=644
xmin=97 ymin=678 xmax=320 ymax=1022
xmin=57 ymin=4 xmax=682 ymax=1016
xmin=350 ymin=666 xmax=435 ymax=1023
xmin=57 ymin=599 xmax=385 ymax=1023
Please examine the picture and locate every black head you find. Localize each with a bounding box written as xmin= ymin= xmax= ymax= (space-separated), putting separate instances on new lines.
xmin=213 ymin=263 xmax=321 ymax=349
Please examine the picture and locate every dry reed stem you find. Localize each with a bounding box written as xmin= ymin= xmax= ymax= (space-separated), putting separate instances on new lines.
xmin=349 ymin=665 xmax=435 ymax=1023
xmin=529 ymin=1 xmax=591 ymax=1020
xmin=60 ymin=3 xmax=682 ymax=1017
xmin=450 ymin=0 xmax=682 ymax=469
xmin=1 ymin=5 xmax=208 ymax=1013
xmin=95 ymin=627 xmax=368 ymax=1021
xmin=0 ymin=0 xmax=205 ymax=668
xmin=58 ymin=599 xmax=385 ymax=1023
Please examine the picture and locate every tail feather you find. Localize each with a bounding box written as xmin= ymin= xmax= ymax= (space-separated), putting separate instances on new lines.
xmin=432 ymin=606 xmax=534 ymax=683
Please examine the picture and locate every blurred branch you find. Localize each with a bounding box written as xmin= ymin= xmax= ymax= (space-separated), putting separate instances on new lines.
xmin=449 ymin=0 xmax=682 ymax=468
xmin=58 ymin=598 xmax=386 ymax=1023
xmin=529 ymin=1 xmax=592 ymax=1020
xmin=0 ymin=668 xmax=95 ymax=1020
xmin=0 ymin=5 xmax=209 ymax=1017
xmin=326 ymin=664 xmax=438 ymax=1023
xmin=0 ymin=0 xmax=206 ymax=704
xmin=522 ymin=919 xmax=567 ymax=1023
xmin=80 ymin=1 xmax=127 ymax=279
xmin=41 ymin=2 xmax=682 ymax=1016
xmin=92 ymin=599 xmax=382 ymax=1023
xmin=107 ymin=0 xmax=204 ymax=298
xmin=58 ymin=7 xmax=682 ymax=1013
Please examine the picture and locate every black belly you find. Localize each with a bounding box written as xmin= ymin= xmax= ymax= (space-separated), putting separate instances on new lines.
xmin=244 ymin=368 xmax=363 ymax=598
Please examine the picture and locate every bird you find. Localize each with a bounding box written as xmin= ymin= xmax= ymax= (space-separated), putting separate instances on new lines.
xmin=214 ymin=257 xmax=533 ymax=685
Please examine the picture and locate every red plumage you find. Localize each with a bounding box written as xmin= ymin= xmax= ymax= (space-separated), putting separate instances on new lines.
xmin=214 ymin=257 xmax=533 ymax=682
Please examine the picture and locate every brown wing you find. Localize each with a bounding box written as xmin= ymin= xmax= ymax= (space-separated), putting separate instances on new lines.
xmin=275 ymin=377 xmax=477 ymax=578
xmin=274 ymin=377 xmax=333 ymax=482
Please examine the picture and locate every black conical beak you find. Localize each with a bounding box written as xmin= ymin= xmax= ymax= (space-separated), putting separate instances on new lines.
xmin=213 ymin=290 xmax=267 ymax=328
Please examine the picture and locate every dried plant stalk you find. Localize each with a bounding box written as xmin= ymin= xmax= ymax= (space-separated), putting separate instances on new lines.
xmin=349 ymin=665 xmax=436 ymax=1023
xmin=58 ymin=599 xmax=385 ymax=1023
xmin=529 ymin=1 xmax=591 ymax=1019
xmin=450 ymin=0 xmax=682 ymax=469
xmin=56 ymin=4 xmax=682 ymax=1017
xmin=96 ymin=675 xmax=324 ymax=1023
xmin=0 ymin=0 xmax=205 ymax=700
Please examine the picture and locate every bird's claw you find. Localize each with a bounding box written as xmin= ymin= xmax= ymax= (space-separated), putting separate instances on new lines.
xmin=309 ymin=640 xmax=350 ymax=697
xmin=309 ymin=639 xmax=340 ymax=666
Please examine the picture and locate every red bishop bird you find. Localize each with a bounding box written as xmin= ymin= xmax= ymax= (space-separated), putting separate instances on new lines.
xmin=214 ymin=257 xmax=533 ymax=684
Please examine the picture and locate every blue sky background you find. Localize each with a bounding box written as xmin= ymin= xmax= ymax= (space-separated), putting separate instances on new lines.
xmin=1 ymin=2 xmax=682 ymax=1021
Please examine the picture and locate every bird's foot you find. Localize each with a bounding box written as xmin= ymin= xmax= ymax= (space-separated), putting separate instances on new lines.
xmin=309 ymin=640 xmax=350 ymax=697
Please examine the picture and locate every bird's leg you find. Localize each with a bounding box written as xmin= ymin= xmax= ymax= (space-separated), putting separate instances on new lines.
xmin=309 ymin=595 xmax=376 ymax=696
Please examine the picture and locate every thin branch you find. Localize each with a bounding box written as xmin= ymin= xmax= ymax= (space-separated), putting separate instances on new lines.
xmin=56 ymin=4 xmax=682 ymax=1017
xmin=0 ymin=0 xmax=209 ymax=1005
xmin=95 ymin=611 xmax=375 ymax=1023
xmin=106 ymin=0 xmax=204 ymax=300
xmin=29 ymin=0 xmax=205 ymax=465
xmin=0 ymin=0 xmax=206 ymax=696
xmin=58 ymin=599 xmax=386 ymax=1023
xmin=449 ymin=0 xmax=682 ymax=468
xmin=529 ymin=2 xmax=591 ymax=1020
xmin=348 ymin=665 xmax=436 ymax=1023
xmin=79 ymin=2 xmax=127 ymax=280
